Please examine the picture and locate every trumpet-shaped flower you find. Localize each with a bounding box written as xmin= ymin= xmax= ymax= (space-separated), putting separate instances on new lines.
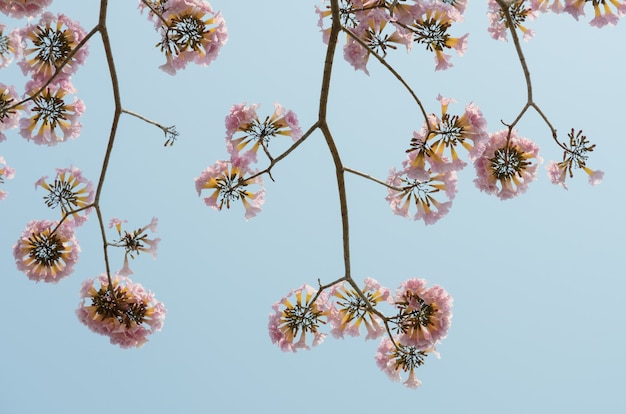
xmin=390 ymin=278 xmax=453 ymax=349
xmin=563 ymin=0 xmax=626 ymax=26
xmin=154 ymin=0 xmax=227 ymax=74
xmin=328 ymin=278 xmax=390 ymax=340
xmin=0 ymin=83 xmax=22 ymax=142
xmin=268 ymin=284 xmax=331 ymax=352
xmin=195 ymin=160 xmax=265 ymax=220
xmin=13 ymin=219 xmax=80 ymax=283
xmin=375 ymin=336 xmax=439 ymax=389
xmin=0 ymin=156 xmax=15 ymax=200
xmin=76 ymin=273 xmax=166 ymax=348
xmin=17 ymin=12 xmax=88 ymax=82
xmin=474 ymin=129 xmax=542 ymax=200
xmin=35 ymin=165 xmax=94 ymax=226
xmin=19 ymin=79 xmax=84 ymax=145
xmin=0 ymin=0 xmax=52 ymax=19
xmin=225 ymin=102 xmax=302 ymax=165
xmin=386 ymin=151 xmax=457 ymax=225
xmin=108 ymin=217 xmax=160 ymax=276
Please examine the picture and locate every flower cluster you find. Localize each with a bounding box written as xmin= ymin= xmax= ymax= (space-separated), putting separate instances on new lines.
xmin=139 ymin=0 xmax=228 ymax=75
xmin=0 ymin=8 xmax=88 ymax=146
xmin=76 ymin=273 xmax=166 ymax=348
xmin=0 ymin=155 xmax=15 ymax=200
xmin=547 ymin=128 xmax=603 ymax=189
xmin=487 ymin=0 xmax=626 ymax=39
xmin=108 ymin=217 xmax=161 ymax=276
xmin=195 ymin=102 xmax=302 ymax=219
xmin=268 ymin=277 xmax=453 ymax=389
xmin=316 ymin=0 xmax=469 ymax=72
xmin=35 ymin=165 xmax=94 ymax=225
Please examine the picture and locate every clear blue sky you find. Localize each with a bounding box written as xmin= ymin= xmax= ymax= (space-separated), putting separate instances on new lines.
xmin=1 ymin=1 xmax=625 ymax=413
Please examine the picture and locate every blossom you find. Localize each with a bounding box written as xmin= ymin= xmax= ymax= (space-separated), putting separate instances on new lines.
xmin=19 ymin=79 xmax=84 ymax=145
xmin=17 ymin=12 xmax=88 ymax=82
xmin=35 ymin=165 xmax=94 ymax=226
xmin=411 ymin=95 xmax=489 ymax=172
xmin=0 ymin=156 xmax=15 ymax=200
xmin=108 ymin=217 xmax=160 ymax=276
xmin=530 ymin=0 xmax=565 ymax=13
xmin=473 ymin=129 xmax=542 ymax=199
xmin=390 ymin=278 xmax=453 ymax=349
xmin=0 ymin=83 xmax=22 ymax=142
xmin=487 ymin=0 xmax=537 ymax=41
xmin=268 ymin=284 xmax=331 ymax=352
xmin=225 ymin=102 xmax=302 ymax=165
xmin=547 ymin=128 xmax=602 ymax=188
xmin=13 ymin=219 xmax=80 ymax=283
xmin=327 ymin=278 xmax=390 ymax=340
xmin=375 ymin=336 xmax=439 ymax=389
xmin=154 ymin=0 xmax=227 ymax=75
xmin=195 ymin=160 xmax=265 ymax=220
xmin=0 ymin=23 xmax=21 ymax=69
xmin=0 ymin=0 xmax=52 ymax=19
xmin=405 ymin=2 xmax=469 ymax=70
xmin=386 ymin=151 xmax=458 ymax=225
xmin=563 ymin=0 xmax=626 ymax=27
xmin=76 ymin=273 xmax=166 ymax=348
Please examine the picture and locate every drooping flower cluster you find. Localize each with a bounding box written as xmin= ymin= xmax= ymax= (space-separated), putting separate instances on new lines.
xmin=35 ymin=165 xmax=94 ymax=225
xmin=316 ymin=0 xmax=469 ymax=72
xmin=76 ymin=273 xmax=166 ymax=348
xmin=13 ymin=219 xmax=80 ymax=283
xmin=0 ymin=155 xmax=15 ymax=200
xmin=269 ymin=277 xmax=453 ymax=389
xmin=473 ymin=129 xmax=542 ymax=200
xmin=108 ymin=217 xmax=161 ymax=276
xmin=547 ymin=128 xmax=603 ymax=189
xmin=195 ymin=102 xmax=302 ymax=219
xmin=139 ymin=0 xmax=228 ymax=74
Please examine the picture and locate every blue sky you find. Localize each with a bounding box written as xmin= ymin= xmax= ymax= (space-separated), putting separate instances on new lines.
xmin=1 ymin=1 xmax=625 ymax=413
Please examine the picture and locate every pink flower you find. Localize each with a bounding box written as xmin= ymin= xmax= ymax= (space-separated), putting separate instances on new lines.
xmin=547 ymin=160 xmax=568 ymax=189
xmin=390 ymin=278 xmax=453 ymax=349
xmin=473 ymin=129 xmax=542 ymax=200
xmin=268 ymin=284 xmax=331 ymax=352
xmin=19 ymin=79 xmax=84 ymax=146
xmin=564 ymin=0 xmax=626 ymax=26
xmin=386 ymin=151 xmax=457 ymax=225
xmin=375 ymin=336 xmax=439 ymax=389
xmin=76 ymin=273 xmax=166 ymax=348
xmin=225 ymin=102 xmax=303 ymax=165
xmin=13 ymin=219 xmax=80 ymax=283
xmin=0 ymin=155 xmax=15 ymax=200
xmin=0 ymin=82 xmax=22 ymax=142
xmin=108 ymin=217 xmax=161 ymax=276
xmin=0 ymin=24 xmax=21 ymax=69
xmin=0 ymin=0 xmax=52 ymax=19
xmin=327 ymin=278 xmax=390 ymax=340
xmin=154 ymin=0 xmax=228 ymax=75
xmin=17 ymin=12 xmax=88 ymax=82
xmin=36 ymin=165 xmax=94 ymax=226
xmin=195 ymin=160 xmax=265 ymax=220
xmin=487 ymin=0 xmax=537 ymax=42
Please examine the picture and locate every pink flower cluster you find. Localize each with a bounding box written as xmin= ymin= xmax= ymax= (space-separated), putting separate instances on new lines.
xmin=139 ymin=0 xmax=228 ymax=75
xmin=316 ymin=0 xmax=469 ymax=72
xmin=0 ymin=0 xmax=52 ymax=19
xmin=76 ymin=273 xmax=166 ymax=348
xmin=195 ymin=102 xmax=302 ymax=219
xmin=268 ymin=277 xmax=453 ymax=389
xmin=488 ymin=0 xmax=626 ymax=40
xmin=108 ymin=217 xmax=161 ymax=276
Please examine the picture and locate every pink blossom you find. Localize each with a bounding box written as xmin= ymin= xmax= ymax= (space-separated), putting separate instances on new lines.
xmin=0 ymin=83 xmax=22 ymax=142
xmin=19 ymin=79 xmax=84 ymax=146
xmin=195 ymin=160 xmax=265 ymax=220
xmin=0 ymin=155 xmax=15 ymax=200
xmin=487 ymin=0 xmax=537 ymax=42
xmin=0 ymin=24 xmax=21 ymax=69
xmin=327 ymin=278 xmax=390 ymax=340
xmin=343 ymin=36 xmax=371 ymax=75
xmin=0 ymin=0 xmax=52 ymax=19
xmin=584 ymin=166 xmax=604 ymax=185
xmin=473 ymin=129 xmax=542 ymax=200
xmin=391 ymin=278 xmax=453 ymax=349
xmin=155 ymin=0 xmax=228 ymax=75
xmin=17 ymin=12 xmax=88 ymax=82
xmin=547 ymin=160 xmax=568 ymax=189
xmin=268 ymin=284 xmax=331 ymax=352
xmin=76 ymin=273 xmax=166 ymax=348
xmin=375 ymin=336 xmax=439 ymax=389
xmin=36 ymin=165 xmax=95 ymax=226
xmin=13 ymin=219 xmax=80 ymax=283
xmin=108 ymin=217 xmax=161 ymax=276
